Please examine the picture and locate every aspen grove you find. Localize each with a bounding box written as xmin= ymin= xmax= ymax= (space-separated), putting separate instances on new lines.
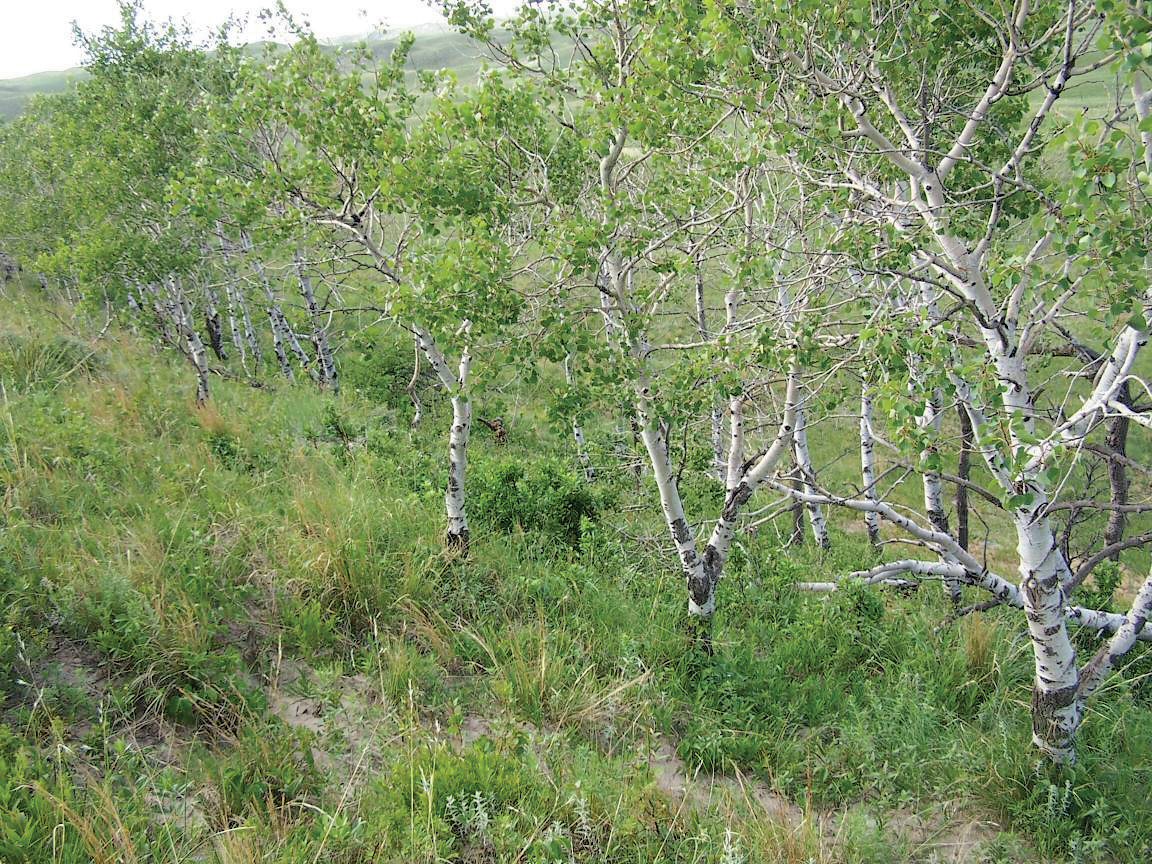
xmin=3 ymin=0 xmax=1152 ymax=860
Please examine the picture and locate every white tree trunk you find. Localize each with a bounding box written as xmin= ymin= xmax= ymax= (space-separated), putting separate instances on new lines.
xmin=267 ymin=308 xmax=294 ymax=381
xmin=171 ymin=279 xmax=210 ymax=406
xmin=694 ymin=258 xmax=725 ymax=478
xmin=859 ymin=390 xmax=880 ymax=545
xmin=564 ymin=354 xmax=595 ymax=481
xmin=223 ymin=282 xmax=248 ymax=375
xmin=636 ymin=393 xmax=713 ymax=617
xmin=446 ymin=392 xmax=471 ymax=549
xmin=295 ymin=255 xmax=338 ymax=392
xmin=1015 ymin=499 xmax=1082 ymax=763
xmin=412 ymin=323 xmax=473 ymax=550
xmin=792 ymin=402 xmax=830 ymax=548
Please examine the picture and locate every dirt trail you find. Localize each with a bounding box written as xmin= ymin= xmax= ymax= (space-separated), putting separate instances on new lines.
xmin=260 ymin=659 xmax=1008 ymax=863
xmin=646 ymin=734 xmax=1003 ymax=863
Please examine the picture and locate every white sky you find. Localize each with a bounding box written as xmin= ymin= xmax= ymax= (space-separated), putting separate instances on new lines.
xmin=0 ymin=1 xmax=522 ymax=79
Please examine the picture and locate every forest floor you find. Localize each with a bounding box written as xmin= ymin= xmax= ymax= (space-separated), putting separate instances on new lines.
xmin=2 ymin=286 xmax=1151 ymax=863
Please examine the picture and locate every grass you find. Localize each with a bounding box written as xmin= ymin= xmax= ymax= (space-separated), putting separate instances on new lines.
xmin=2 ymin=284 xmax=1152 ymax=863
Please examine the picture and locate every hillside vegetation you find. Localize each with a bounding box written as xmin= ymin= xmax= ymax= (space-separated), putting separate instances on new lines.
xmin=3 ymin=283 xmax=1151 ymax=864
xmin=2 ymin=2 xmax=1152 ymax=862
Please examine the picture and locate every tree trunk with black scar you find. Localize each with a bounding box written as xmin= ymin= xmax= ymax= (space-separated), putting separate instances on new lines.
xmin=203 ymin=286 xmax=227 ymax=361
xmin=956 ymin=403 xmax=972 ymax=552
xmin=445 ymin=393 xmax=471 ymax=551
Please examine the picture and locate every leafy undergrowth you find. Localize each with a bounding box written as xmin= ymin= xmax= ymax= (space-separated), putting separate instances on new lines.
xmin=2 ymin=296 xmax=1151 ymax=863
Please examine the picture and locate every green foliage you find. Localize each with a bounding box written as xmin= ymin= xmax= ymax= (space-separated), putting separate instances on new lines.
xmin=340 ymin=330 xmax=426 ymax=408
xmin=472 ymin=457 xmax=609 ymax=545
xmin=207 ymin=722 xmax=322 ymax=826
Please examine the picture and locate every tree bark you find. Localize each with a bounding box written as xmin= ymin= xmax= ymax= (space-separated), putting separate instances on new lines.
xmin=792 ymin=402 xmax=830 ymax=548
xmin=860 ymin=390 xmax=881 ymax=545
xmin=445 ymin=392 xmax=471 ymax=550
xmin=171 ymin=279 xmax=210 ymax=406
xmin=295 ymin=255 xmax=338 ymax=392
xmin=203 ymin=286 xmax=227 ymax=361
xmin=956 ymin=402 xmax=973 ymax=552
xmin=564 ymin=354 xmax=595 ymax=481
xmin=1104 ymin=382 xmax=1131 ymax=559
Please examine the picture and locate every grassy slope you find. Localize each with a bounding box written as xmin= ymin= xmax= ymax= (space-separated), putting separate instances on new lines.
xmin=2 ymin=285 xmax=1152 ymax=863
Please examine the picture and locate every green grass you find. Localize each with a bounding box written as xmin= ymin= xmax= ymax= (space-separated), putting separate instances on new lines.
xmin=2 ymin=286 xmax=1152 ymax=863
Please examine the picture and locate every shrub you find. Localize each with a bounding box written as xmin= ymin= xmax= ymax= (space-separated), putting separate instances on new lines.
xmin=471 ymin=458 xmax=608 ymax=546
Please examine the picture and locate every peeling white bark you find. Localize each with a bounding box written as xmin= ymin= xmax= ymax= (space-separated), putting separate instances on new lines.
xmin=859 ymin=390 xmax=880 ymax=544
xmin=792 ymin=401 xmax=830 ymax=548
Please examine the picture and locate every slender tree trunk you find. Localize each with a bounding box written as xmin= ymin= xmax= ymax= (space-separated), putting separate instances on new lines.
xmin=295 ymin=255 xmax=338 ymax=392
xmin=789 ymin=466 xmax=806 ymax=547
xmin=444 ymin=340 xmax=472 ymax=551
xmin=1105 ymin=382 xmax=1131 ymax=559
xmin=564 ymin=354 xmax=595 ymax=481
xmin=267 ymin=308 xmax=294 ymax=380
xmin=223 ymin=282 xmax=248 ymax=375
xmin=792 ymin=403 xmax=830 ymax=548
xmin=171 ymin=279 xmax=210 ymax=406
xmin=280 ymin=313 xmax=318 ymax=382
xmin=412 ymin=324 xmax=473 ymax=550
xmin=203 ymin=286 xmax=227 ymax=361
xmin=407 ymin=331 xmax=423 ymax=429
xmin=446 ymin=392 xmax=471 ymax=550
xmin=693 ymin=254 xmax=725 ymax=479
xmin=235 ymin=284 xmax=262 ymax=373
xmin=956 ymin=403 xmax=973 ymax=552
xmin=860 ymin=389 xmax=881 ymax=545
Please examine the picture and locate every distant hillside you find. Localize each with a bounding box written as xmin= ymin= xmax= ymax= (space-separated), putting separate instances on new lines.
xmin=0 ymin=28 xmax=514 ymax=121
xmin=0 ymin=68 xmax=87 ymax=120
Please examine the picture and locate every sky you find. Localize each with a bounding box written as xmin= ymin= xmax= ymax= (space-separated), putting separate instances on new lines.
xmin=0 ymin=1 xmax=522 ymax=79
